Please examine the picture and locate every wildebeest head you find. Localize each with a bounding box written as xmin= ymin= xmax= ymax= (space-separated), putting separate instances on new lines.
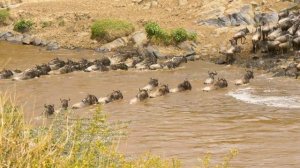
xmin=158 ymin=84 xmax=170 ymax=95
xmin=148 ymin=78 xmax=159 ymax=87
xmin=82 ymin=94 xmax=99 ymax=105
xmin=24 ymin=68 xmax=40 ymax=79
xmin=0 ymin=69 xmax=13 ymax=79
xmin=44 ymin=104 xmax=55 ymax=116
xmin=108 ymin=90 xmax=124 ymax=102
xmin=60 ymin=98 xmax=71 ymax=110
xmin=208 ymin=71 xmax=218 ymax=79
xmin=178 ymin=80 xmax=192 ymax=91
xmin=110 ymin=63 xmax=128 ymax=70
xmin=95 ymin=57 xmax=111 ymax=66
xmin=214 ymin=78 xmax=228 ymax=88
xmin=48 ymin=58 xmax=65 ymax=67
xmin=136 ymin=89 xmax=149 ymax=101
xmin=35 ymin=64 xmax=51 ymax=75
xmin=244 ymin=70 xmax=254 ymax=80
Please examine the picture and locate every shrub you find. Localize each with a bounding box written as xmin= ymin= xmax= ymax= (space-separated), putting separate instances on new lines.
xmin=41 ymin=21 xmax=52 ymax=28
xmin=91 ymin=19 xmax=134 ymax=42
xmin=14 ymin=19 xmax=34 ymax=33
xmin=145 ymin=22 xmax=197 ymax=45
xmin=0 ymin=9 xmax=9 ymax=25
xmin=145 ymin=22 xmax=163 ymax=38
xmin=0 ymin=95 xmax=179 ymax=167
xmin=171 ymin=28 xmax=189 ymax=44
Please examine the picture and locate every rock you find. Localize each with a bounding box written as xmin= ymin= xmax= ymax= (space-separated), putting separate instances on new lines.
xmin=143 ymin=2 xmax=151 ymax=9
xmin=131 ymin=31 xmax=147 ymax=47
xmin=96 ymin=37 xmax=128 ymax=52
xmin=46 ymin=41 xmax=60 ymax=51
xmin=0 ymin=32 xmax=13 ymax=40
xmin=179 ymin=0 xmax=188 ymax=6
xmin=178 ymin=41 xmax=197 ymax=52
xmin=297 ymin=63 xmax=300 ymax=70
xmin=254 ymin=12 xmax=278 ymax=24
xmin=7 ymin=35 xmax=23 ymax=43
xmin=151 ymin=1 xmax=158 ymax=7
xmin=31 ymin=37 xmax=42 ymax=46
xmin=150 ymin=64 xmax=163 ymax=70
xmin=41 ymin=40 xmax=48 ymax=46
xmin=22 ymin=35 xmax=32 ymax=45
xmin=197 ymin=4 xmax=255 ymax=27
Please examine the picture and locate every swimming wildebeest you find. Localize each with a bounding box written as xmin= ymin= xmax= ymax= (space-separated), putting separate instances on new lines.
xmin=130 ymin=89 xmax=149 ymax=104
xmin=85 ymin=62 xmax=109 ymax=72
xmin=12 ymin=68 xmax=40 ymax=80
xmin=170 ymin=80 xmax=192 ymax=93
xmin=98 ymin=90 xmax=124 ymax=104
xmin=44 ymin=104 xmax=55 ymax=116
xmin=0 ymin=69 xmax=13 ymax=79
xmin=48 ymin=58 xmax=65 ymax=70
xmin=142 ymin=78 xmax=159 ymax=91
xmin=232 ymin=27 xmax=250 ymax=44
xmin=235 ymin=70 xmax=254 ymax=85
xmin=204 ymin=71 xmax=218 ymax=84
xmin=35 ymin=64 xmax=51 ymax=76
xmin=149 ymin=84 xmax=170 ymax=98
xmin=60 ymin=98 xmax=71 ymax=110
xmin=72 ymin=94 xmax=99 ymax=109
xmin=110 ymin=63 xmax=128 ymax=70
xmin=202 ymin=78 xmax=228 ymax=92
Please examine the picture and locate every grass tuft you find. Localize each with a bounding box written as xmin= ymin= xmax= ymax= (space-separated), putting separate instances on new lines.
xmin=0 ymin=9 xmax=9 ymax=25
xmin=13 ymin=19 xmax=34 ymax=33
xmin=145 ymin=22 xmax=197 ymax=45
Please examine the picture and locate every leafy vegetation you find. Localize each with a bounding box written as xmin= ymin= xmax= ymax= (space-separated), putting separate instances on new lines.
xmin=91 ymin=19 xmax=134 ymax=42
xmin=0 ymin=96 xmax=180 ymax=168
xmin=144 ymin=22 xmax=197 ymax=45
xmin=199 ymin=149 xmax=239 ymax=168
xmin=13 ymin=19 xmax=34 ymax=33
xmin=0 ymin=9 xmax=9 ymax=25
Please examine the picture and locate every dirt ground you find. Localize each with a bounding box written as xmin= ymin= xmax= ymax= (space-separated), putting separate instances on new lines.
xmin=0 ymin=0 xmax=295 ymax=57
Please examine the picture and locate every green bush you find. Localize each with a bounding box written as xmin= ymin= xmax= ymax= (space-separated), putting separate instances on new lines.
xmin=0 ymin=9 xmax=9 ymax=25
xmin=14 ymin=19 xmax=34 ymax=33
xmin=91 ymin=19 xmax=134 ymax=42
xmin=171 ymin=28 xmax=188 ymax=43
xmin=145 ymin=22 xmax=197 ymax=45
xmin=145 ymin=22 xmax=163 ymax=38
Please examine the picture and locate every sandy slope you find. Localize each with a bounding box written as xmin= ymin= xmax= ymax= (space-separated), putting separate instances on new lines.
xmin=0 ymin=0 xmax=294 ymax=56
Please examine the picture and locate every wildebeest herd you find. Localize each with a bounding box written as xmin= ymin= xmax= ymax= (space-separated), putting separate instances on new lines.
xmin=220 ymin=10 xmax=300 ymax=64
xmin=43 ymin=69 xmax=255 ymax=117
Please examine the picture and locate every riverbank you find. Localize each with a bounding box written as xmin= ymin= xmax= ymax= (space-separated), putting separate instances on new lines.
xmin=0 ymin=0 xmax=294 ymax=54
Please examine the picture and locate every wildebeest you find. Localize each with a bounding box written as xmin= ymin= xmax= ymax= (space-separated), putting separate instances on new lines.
xmin=44 ymin=104 xmax=55 ymax=116
xmin=130 ymin=89 xmax=149 ymax=104
xmin=235 ymin=70 xmax=254 ymax=85
xmin=232 ymin=27 xmax=250 ymax=44
xmin=170 ymin=80 xmax=192 ymax=93
xmin=60 ymin=98 xmax=71 ymax=110
xmin=204 ymin=71 xmax=218 ymax=84
xmin=72 ymin=94 xmax=99 ymax=109
xmin=142 ymin=78 xmax=159 ymax=91
xmin=149 ymin=84 xmax=170 ymax=98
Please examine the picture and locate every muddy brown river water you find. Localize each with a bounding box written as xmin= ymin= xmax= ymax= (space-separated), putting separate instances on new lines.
xmin=0 ymin=41 xmax=300 ymax=167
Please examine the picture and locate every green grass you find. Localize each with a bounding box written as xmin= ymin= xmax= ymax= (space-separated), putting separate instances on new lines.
xmin=0 ymin=9 xmax=9 ymax=25
xmin=144 ymin=22 xmax=197 ymax=45
xmin=13 ymin=19 xmax=34 ymax=33
xmin=91 ymin=19 xmax=134 ymax=42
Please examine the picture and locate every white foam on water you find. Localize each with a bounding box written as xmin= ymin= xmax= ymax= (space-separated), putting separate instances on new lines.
xmin=227 ymin=87 xmax=300 ymax=109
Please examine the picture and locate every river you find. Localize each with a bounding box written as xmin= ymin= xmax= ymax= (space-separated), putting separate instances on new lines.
xmin=0 ymin=41 xmax=299 ymax=167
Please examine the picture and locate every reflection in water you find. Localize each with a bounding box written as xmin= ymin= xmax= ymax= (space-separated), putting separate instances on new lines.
xmin=0 ymin=42 xmax=300 ymax=167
